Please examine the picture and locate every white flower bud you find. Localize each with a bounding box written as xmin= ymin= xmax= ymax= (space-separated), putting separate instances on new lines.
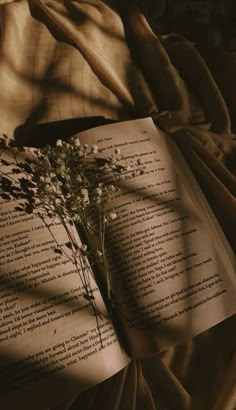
xmin=81 ymin=188 xmax=88 ymax=198
xmin=60 ymin=152 xmax=66 ymax=159
xmin=82 ymin=197 xmax=90 ymax=205
xmin=81 ymin=244 xmax=87 ymax=252
xmin=56 ymin=139 xmax=63 ymax=147
xmin=91 ymin=144 xmax=98 ymax=154
xmin=95 ymin=187 xmax=102 ymax=196
xmin=74 ymin=139 xmax=81 ymax=147
xmin=70 ymin=136 xmax=81 ymax=147
xmin=75 ymin=175 xmax=82 ymax=183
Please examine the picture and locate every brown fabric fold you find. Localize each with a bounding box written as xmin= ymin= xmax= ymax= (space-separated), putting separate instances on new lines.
xmin=118 ymin=1 xmax=192 ymax=130
xmin=160 ymin=34 xmax=231 ymax=134
xmin=199 ymin=47 xmax=236 ymax=134
xmin=28 ymin=0 xmax=157 ymax=119
xmin=117 ymin=1 xmax=236 ymax=250
xmin=171 ymin=127 xmax=236 ymax=250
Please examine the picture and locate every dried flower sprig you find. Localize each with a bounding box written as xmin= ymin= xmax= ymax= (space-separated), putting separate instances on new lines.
xmin=0 ymin=133 xmax=144 ymax=335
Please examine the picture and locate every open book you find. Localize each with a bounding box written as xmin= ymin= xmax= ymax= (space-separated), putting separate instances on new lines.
xmin=0 ymin=118 xmax=235 ymax=409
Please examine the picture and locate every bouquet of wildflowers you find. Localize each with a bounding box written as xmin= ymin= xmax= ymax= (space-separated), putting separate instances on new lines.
xmin=0 ymin=134 xmax=143 ymax=329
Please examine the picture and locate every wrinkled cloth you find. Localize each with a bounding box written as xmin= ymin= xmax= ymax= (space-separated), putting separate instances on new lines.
xmin=0 ymin=1 xmax=235 ymax=409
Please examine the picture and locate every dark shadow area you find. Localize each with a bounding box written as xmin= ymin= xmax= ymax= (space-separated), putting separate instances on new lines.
xmin=0 ymin=347 xmax=107 ymax=409
xmin=137 ymin=0 xmax=236 ymax=49
xmin=14 ymin=117 xmax=116 ymax=147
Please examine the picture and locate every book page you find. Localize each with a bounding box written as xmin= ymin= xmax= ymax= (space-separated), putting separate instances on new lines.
xmin=0 ymin=152 xmax=130 ymax=409
xmin=77 ymin=117 xmax=236 ymax=356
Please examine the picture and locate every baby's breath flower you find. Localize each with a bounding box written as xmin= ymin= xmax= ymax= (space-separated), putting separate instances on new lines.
xmin=74 ymin=214 xmax=82 ymax=223
xmin=56 ymin=139 xmax=63 ymax=147
xmin=91 ymin=144 xmax=98 ymax=154
xmin=82 ymin=197 xmax=89 ymax=205
xmin=44 ymin=187 xmax=52 ymax=194
xmin=81 ymin=188 xmax=88 ymax=198
xmin=75 ymin=140 xmax=81 ymax=148
xmin=95 ymin=197 xmax=102 ymax=204
xmin=60 ymin=151 xmax=67 ymax=159
xmin=109 ymin=212 xmax=117 ymax=221
xmin=75 ymin=175 xmax=82 ymax=183
xmin=81 ymin=244 xmax=87 ymax=252
xmin=78 ymin=151 xmax=84 ymax=158
xmin=34 ymin=198 xmax=41 ymax=206
xmin=0 ymin=130 xmax=143 ymax=334
xmin=70 ymin=136 xmax=81 ymax=147
xmin=95 ymin=187 xmax=103 ymax=196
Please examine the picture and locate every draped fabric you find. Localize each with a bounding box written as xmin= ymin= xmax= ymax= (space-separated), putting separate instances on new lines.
xmin=0 ymin=1 xmax=235 ymax=408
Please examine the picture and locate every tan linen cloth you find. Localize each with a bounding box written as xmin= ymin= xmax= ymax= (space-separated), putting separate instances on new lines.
xmin=0 ymin=1 xmax=236 ymax=409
